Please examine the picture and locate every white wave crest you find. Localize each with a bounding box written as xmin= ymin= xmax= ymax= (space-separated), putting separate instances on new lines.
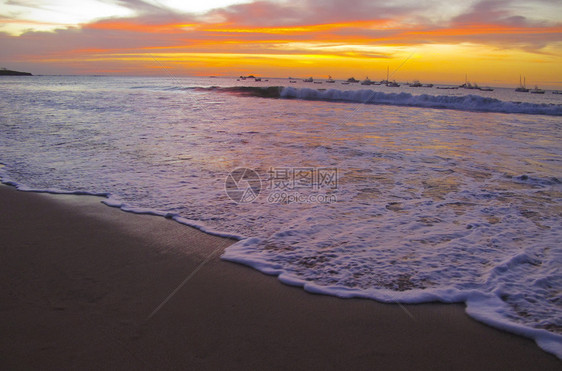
xmin=280 ymin=87 xmax=562 ymax=116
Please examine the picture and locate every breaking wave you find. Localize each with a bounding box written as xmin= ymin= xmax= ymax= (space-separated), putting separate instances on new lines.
xmin=278 ymin=87 xmax=562 ymax=116
xmin=202 ymin=86 xmax=562 ymax=116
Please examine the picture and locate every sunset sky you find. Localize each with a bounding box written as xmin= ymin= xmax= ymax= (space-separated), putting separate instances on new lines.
xmin=1 ymin=0 xmax=561 ymax=87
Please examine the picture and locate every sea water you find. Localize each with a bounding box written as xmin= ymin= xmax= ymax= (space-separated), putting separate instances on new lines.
xmin=1 ymin=76 xmax=561 ymax=357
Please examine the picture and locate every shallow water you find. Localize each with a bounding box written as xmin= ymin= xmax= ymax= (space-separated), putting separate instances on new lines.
xmin=1 ymin=76 xmax=561 ymax=356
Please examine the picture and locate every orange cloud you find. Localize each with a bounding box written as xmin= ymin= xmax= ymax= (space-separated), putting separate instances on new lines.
xmin=200 ymin=19 xmax=394 ymax=34
xmin=406 ymin=24 xmax=562 ymax=37
xmin=1 ymin=0 xmax=561 ymax=86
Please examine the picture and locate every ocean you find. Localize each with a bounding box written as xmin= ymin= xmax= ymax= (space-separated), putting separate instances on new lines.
xmin=1 ymin=75 xmax=561 ymax=357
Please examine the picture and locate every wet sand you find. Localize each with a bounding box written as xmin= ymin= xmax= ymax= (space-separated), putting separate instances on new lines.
xmin=0 ymin=184 xmax=559 ymax=370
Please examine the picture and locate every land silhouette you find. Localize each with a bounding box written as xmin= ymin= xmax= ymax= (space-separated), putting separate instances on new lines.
xmin=0 ymin=68 xmax=32 ymax=76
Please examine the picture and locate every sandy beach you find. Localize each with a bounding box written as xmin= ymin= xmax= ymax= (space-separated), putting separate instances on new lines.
xmin=0 ymin=183 xmax=559 ymax=370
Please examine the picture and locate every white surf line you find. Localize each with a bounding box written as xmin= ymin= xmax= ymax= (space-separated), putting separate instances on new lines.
xmin=141 ymin=57 xmax=239 ymax=323
xmin=148 ymin=53 xmax=418 ymax=321
xmin=319 ymin=51 xmax=418 ymax=320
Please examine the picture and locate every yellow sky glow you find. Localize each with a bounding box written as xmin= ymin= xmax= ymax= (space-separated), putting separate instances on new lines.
xmin=1 ymin=0 xmax=561 ymax=87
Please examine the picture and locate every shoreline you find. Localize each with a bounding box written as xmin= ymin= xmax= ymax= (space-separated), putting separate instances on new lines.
xmin=0 ymin=183 xmax=560 ymax=369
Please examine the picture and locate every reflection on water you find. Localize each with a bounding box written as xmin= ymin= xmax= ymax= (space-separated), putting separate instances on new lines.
xmin=1 ymin=77 xmax=561 ymax=346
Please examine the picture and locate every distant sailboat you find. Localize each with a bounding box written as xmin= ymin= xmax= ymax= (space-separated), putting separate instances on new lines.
xmin=383 ymin=66 xmax=400 ymax=86
xmin=326 ymin=75 xmax=336 ymax=83
xmin=459 ymin=77 xmax=493 ymax=91
xmin=361 ymin=77 xmax=372 ymax=85
xmin=459 ymin=74 xmax=476 ymax=89
xmin=515 ymin=75 xmax=529 ymax=92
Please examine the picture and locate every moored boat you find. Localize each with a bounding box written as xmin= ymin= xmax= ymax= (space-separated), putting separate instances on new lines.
xmin=530 ymin=85 xmax=545 ymax=94
xmin=515 ymin=75 xmax=529 ymax=92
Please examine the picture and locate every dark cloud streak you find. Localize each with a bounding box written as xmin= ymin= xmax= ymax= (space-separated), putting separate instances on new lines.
xmin=1 ymin=0 xmax=561 ymax=74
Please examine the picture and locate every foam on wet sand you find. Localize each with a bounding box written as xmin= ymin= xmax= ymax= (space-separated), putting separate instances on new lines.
xmin=0 ymin=184 xmax=559 ymax=369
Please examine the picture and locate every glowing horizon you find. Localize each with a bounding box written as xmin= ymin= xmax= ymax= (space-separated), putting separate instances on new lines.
xmin=1 ymin=0 xmax=561 ymax=87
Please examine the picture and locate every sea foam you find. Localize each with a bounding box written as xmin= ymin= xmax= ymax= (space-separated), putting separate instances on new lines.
xmin=1 ymin=76 xmax=561 ymax=358
xmin=279 ymin=87 xmax=562 ymax=115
